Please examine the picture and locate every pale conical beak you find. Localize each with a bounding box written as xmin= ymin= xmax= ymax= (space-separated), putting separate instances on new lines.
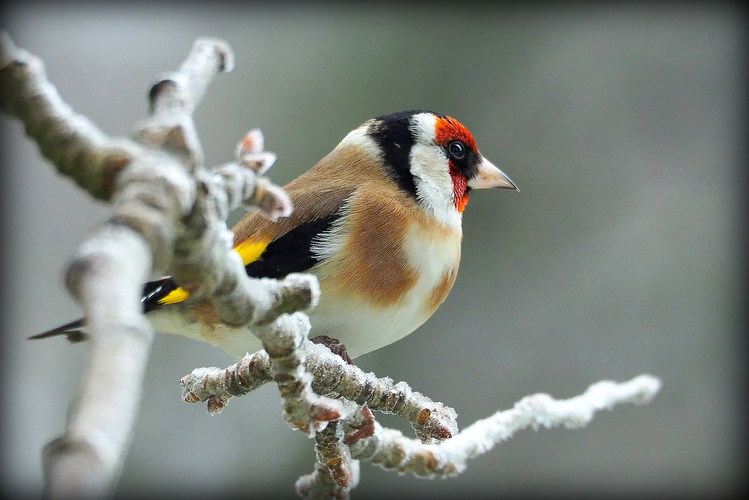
xmin=468 ymin=157 xmax=518 ymax=191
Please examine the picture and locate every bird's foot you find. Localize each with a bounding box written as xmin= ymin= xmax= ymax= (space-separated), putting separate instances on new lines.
xmin=310 ymin=335 xmax=354 ymax=365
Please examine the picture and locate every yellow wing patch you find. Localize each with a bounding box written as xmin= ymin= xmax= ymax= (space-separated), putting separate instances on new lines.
xmin=159 ymin=287 xmax=191 ymax=305
xmin=235 ymin=238 xmax=270 ymax=265
xmin=157 ymin=238 xmax=270 ymax=306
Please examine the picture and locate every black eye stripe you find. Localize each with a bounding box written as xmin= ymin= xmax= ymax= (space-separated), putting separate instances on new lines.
xmin=444 ymin=140 xmax=480 ymax=180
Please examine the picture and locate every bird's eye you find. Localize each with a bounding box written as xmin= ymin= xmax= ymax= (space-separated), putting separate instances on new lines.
xmin=448 ymin=141 xmax=466 ymax=160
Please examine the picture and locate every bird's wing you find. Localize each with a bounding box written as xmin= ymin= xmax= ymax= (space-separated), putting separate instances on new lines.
xmin=142 ymin=183 xmax=357 ymax=310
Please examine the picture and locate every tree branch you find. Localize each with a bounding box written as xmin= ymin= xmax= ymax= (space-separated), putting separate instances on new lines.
xmin=43 ymin=226 xmax=154 ymax=496
xmin=0 ymin=31 xmax=135 ymax=200
xmin=349 ymin=375 xmax=661 ymax=478
xmin=1 ymin=33 xmax=306 ymax=496
xmin=257 ymin=312 xmax=344 ymax=435
xmin=180 ymin=343 xmax=459 ymax=442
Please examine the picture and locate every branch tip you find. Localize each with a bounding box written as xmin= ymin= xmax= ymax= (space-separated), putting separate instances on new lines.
xmin=206 ymin=396 xmax=228 ymax=415
xmin=194 ymin=37 xmax=234 ymax=73
xmin=253 ymin=179 xmax=293 ymax=220
xmin=236 ymin=128 xmax=264 ymax=156
xmin=1 ymin=31 xmax=17 ymax=67
xmin=236 ymin=129 xmax=276 ymax=175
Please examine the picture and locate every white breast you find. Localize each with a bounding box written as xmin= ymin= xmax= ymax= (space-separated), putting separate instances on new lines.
xmin=307 ymin=222 xmax=461 ymax=358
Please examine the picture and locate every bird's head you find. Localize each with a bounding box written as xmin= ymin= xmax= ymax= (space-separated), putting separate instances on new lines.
xmin=344 ymin=110 xmax=517 ymax=227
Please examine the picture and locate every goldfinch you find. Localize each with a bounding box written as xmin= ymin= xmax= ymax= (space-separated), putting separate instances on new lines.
xmin=34 ymin=110 xmax=517 ymax=359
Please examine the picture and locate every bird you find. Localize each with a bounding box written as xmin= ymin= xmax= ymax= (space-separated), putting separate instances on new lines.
xmin=32 ymin=110 xmax=517 ymax=360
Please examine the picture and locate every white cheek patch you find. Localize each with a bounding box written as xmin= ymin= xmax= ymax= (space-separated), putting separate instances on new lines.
xmin=409 ymin=143 xmax=453 ymax=205
xmin=408 ymin=114 xmax=462 ymax=229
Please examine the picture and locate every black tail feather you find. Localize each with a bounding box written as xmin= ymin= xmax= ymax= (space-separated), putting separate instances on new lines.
xmin=31 ymin=277 xmax=179 ymax=343
xmin=29 ymin=318 xmax=88 ymax=343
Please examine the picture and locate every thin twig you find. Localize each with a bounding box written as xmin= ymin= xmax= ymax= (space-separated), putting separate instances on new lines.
xmin=180 ymin=343 xmax=460 ymax=442
xmin=349 ymin=375 xmax=662 ymax=478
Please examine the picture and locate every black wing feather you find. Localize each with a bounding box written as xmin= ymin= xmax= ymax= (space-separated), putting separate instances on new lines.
xmin=244 ymin=214 xmax=337 ymax=279
xmin=141 ymin=277 xmax=180 ymax=313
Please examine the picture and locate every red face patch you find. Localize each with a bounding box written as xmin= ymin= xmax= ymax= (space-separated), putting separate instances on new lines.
xmin=450 ymin=170 xmax=470 ymax=212
xmin=435 ymin=116 xmax=477 ymax=213
xmin=434 ymin=116 xmax=478 ymax=151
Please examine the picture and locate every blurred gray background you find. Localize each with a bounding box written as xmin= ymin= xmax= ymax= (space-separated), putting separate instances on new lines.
xmin=1 ymin=3 xmax=744 ymax=498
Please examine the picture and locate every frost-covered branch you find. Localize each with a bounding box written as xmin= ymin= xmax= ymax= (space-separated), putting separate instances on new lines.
xmin=256 ymin=312 xmax=344 ymax=435
xmin=42 ymin=226 xmax=154 ymax=496
xmin=349 ymin=375 xmax=662 ymax=478
xmin=1 ymin=33 xmax=306 ymax=496
xmin=0 ymin=31 xmax=136 ymax=200
xmin=294 ymin=404 xmax=376 ymax=499
xmin=180 ymin=342 xmax=459 ymax=442
xmin=184 ymin=351 xmax=660 ymax=497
